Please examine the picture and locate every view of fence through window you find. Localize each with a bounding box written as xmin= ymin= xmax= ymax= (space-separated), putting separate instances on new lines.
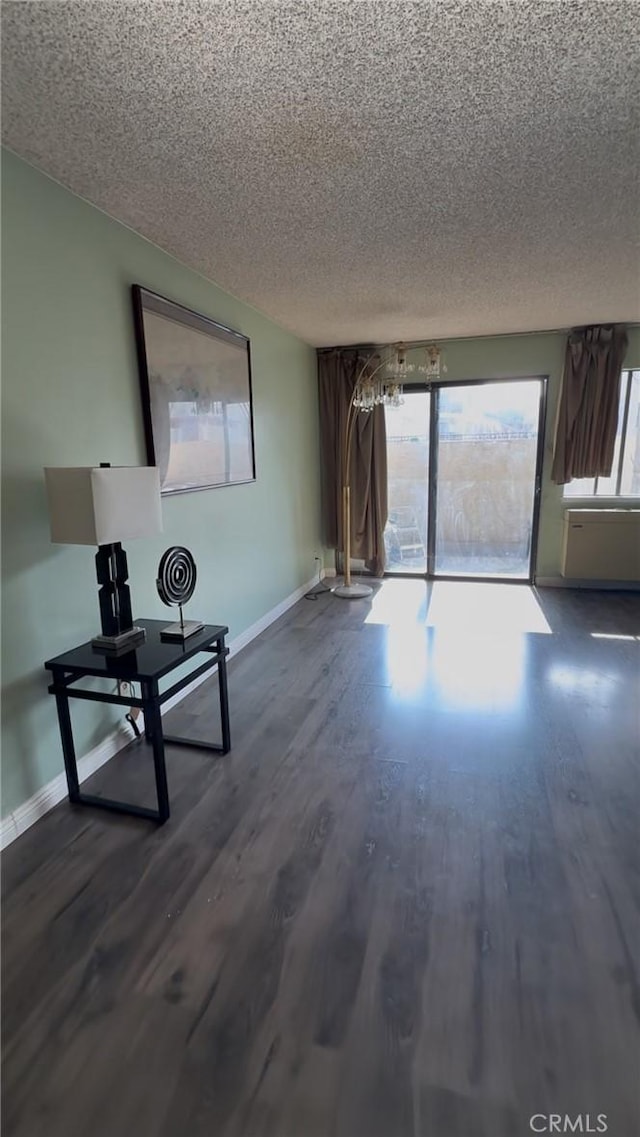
xmin=563 ymin=370 xmax=640 ymax=499
xmin=385 ymin=380 xmax=543 ymax=578
xmin=384 ymin=391 xmax=430 ymax=574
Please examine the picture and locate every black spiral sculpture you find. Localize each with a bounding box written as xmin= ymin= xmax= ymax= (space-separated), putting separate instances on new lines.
xmin=156 ymin=547 xmax=202 ymax=640
xmin=156 ymin=546 xmax=197 ymax=608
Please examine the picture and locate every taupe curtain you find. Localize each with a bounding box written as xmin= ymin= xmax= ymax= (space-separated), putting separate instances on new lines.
xmin=318 ymin=349 xmax=388 ymax=577
xmin=552 ymin=325 xmax=628 ymax=484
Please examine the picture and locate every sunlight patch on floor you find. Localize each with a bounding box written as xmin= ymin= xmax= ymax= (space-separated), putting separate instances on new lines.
xmin=365 ymin=579 xmax=552 ymax=635
xmin=382 ymin=622 xmax=528 ymax=710
xmin=425 ymin=582 xmax=552 ymax=636
xmin=383 ymin=627 xmax=429 ymax=695
xmin=364 ymin=579 xmax=428 ymax=626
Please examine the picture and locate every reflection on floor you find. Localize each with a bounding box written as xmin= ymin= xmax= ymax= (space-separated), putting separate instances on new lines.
xmin=366 ymin=581 xmax=553 ymax=705
xmin=2 ymin=581 xmax=640 ymax=1137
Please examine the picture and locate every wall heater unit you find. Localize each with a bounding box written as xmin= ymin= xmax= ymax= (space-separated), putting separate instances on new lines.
xmin=562 ymin=510 xmax=640 ymax=582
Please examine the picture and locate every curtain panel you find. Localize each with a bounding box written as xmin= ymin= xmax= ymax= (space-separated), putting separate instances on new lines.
xmin=552 ymin=325 xmax=628 ymax=484
xmin=318 ymin=349 xmax=388 ymax=577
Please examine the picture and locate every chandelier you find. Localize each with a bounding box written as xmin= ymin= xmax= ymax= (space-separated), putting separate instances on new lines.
xmin=334 ymin=340 xmax=445 ymax=600
xmin=352 ymin=342 xmax=445 ymax=412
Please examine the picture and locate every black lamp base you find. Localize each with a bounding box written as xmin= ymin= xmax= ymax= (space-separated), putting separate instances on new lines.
xmin=92 ymin=541 xmax=142 ymax=653
xmin=92 ymin=625 xmax=146 ymax=654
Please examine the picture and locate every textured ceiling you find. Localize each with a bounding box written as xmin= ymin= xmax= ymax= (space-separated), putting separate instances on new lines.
xmin=2 ymin=1 xmax=639 ymax=347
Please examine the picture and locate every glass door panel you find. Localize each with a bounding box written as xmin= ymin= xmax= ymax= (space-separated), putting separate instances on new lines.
xmin=620 ymin=370 xmax=640 ymax=495
xmin=434 ymin=380 xmax=542 ymax=579
xmin=384 ymin=390 xmax=429 ymax=574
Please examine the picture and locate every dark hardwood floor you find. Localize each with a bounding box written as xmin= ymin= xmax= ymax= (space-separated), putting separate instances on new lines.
xmin=2 ymin=580 xmax=639 ymax=1137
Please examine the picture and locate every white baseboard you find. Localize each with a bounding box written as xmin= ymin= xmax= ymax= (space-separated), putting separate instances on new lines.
xmin=535 ymin=576 xmax=640 ymax=591
xmin=0 ymin=724 xmax=135 ymax=851
xmin=0 ymin=573 xmax=318 ymax=850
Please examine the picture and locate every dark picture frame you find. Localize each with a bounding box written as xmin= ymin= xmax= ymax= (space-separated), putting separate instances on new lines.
xmin=132 ymin=285 xmax=256 ymax=495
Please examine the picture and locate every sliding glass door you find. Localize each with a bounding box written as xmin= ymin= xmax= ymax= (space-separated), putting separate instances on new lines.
xmin=384 ymin=377 xmax=545 ymax=582
xmin=384 ymin=390 xmax=430 ymax=574
xmin=432 ymin=379 xmax=544 ymax=579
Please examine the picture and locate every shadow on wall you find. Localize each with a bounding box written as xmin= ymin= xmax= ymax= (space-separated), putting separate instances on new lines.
xmin=1 ymin=407 xmax=53 ymax=808
xmin=2 ymin=466 xmax=52 ymax=811
xmin=2 ymin=468 xmax=58 ymax=582
xmin=0 ymin=411 xmax=95 ymax=812
xmin=1 ymin=670 xmax=52 ymax=807
xmin=1 ymin=668 xmax=118 ymax=813
xmin=1 ymin=419 xmax=161 ymax=816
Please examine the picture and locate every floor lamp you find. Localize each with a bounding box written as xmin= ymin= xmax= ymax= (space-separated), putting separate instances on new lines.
xmin=333 ymin=349 xmax=405 ymax=600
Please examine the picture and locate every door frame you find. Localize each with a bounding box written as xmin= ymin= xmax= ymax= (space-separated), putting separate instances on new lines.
xmin=385 ymin=374 xmax=548 ymax=585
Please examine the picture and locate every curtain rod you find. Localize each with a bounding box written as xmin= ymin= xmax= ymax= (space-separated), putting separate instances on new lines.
xmin=316 ymin=322 xmax=638 ymax=353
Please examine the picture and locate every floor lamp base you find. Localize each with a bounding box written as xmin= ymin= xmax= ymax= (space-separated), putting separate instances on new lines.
xmin=333 ymin=582 xmax=373 ymax=599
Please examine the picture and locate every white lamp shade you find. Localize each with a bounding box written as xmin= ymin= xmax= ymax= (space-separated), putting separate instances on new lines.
xmin=44 ymin=466 xmax=163 ymax=546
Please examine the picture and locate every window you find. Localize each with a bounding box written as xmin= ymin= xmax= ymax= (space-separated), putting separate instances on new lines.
xmin=564 ymin=369 xmax=640 ymax=498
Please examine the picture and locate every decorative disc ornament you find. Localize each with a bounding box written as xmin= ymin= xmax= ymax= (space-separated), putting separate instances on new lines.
xmin=156 ymin=547 xmax=203 ymax=640
xmin=157 ymin=546 xmax=197 ymax=607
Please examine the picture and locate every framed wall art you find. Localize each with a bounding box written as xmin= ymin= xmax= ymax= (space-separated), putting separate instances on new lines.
xmin=132 ymin=285 xmax=256 ymax=495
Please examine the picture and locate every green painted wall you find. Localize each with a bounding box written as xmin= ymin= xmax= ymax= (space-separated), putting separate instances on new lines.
xmin=402 ymin=329 xmax=640 ymax=578
xmin=1 ymin=150 xmax=321 ymax=819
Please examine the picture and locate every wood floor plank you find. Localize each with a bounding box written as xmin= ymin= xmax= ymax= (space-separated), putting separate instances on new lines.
xmin=2 ymin=581 xmax=639 ymax=1137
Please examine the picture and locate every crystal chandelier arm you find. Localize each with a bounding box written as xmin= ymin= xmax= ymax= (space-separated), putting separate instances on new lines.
xmin=343 ymin=353 xmax=389 ymax=483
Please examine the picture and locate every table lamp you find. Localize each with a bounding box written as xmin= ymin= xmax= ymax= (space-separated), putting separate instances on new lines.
xmin=44 ymin=463 xmax=162 ymax=652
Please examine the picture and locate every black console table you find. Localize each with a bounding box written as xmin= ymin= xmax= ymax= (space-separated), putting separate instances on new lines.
xmin=44 ymin=619 xmax=230 ymax=824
